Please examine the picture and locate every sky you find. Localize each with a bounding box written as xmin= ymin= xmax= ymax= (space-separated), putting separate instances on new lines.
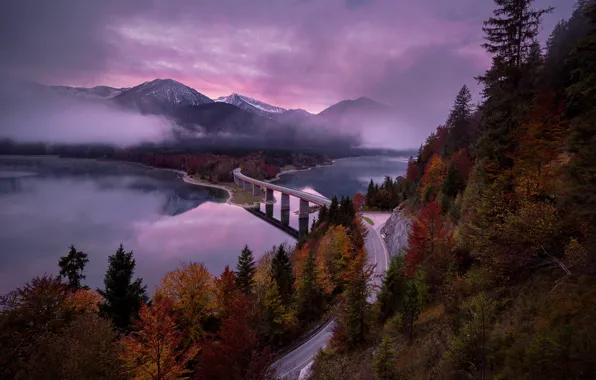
xmin=0 ymin=0 xmax=575 ymax=144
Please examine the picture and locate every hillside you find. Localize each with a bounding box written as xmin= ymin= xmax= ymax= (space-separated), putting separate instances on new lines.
xmin=310 ymin=1 xmax=596 ymax=379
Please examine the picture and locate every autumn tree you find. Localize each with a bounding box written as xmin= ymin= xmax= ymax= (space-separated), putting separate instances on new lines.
xmin=156 ymin=262 xmax=217 ymax=342
xmin=420 ymin=154 xmax=447 ymax=199
xmin=296 ymin=248 xmax=325 ymax=321
xmin=98 ymin=244 xmax=147 ymax=331
xmin=405 ymin=201 xmax=453 ymax=291
xmin=121 ymin=297 xmax=199 ymax=380
xmin=214 ymin=265 xmax=238 ymax=318
xmin=28 ymin=313 xmax=125 ymax=380
xmin=236 ymin=245 xmax=256 ymax=296
xmin=0 ymin=276 xmax=73 ymax=379
xmin=353 ymin=192 xmax=366 ymax=213
xmin=58 ymin=245 xmax=89 ymax=291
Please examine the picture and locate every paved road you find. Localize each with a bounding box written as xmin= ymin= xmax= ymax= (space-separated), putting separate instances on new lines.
xmin=272 ymin=216 xmax=389 ymax=379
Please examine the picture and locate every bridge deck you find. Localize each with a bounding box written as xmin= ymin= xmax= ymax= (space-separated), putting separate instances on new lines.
xmin=233 ymin=168 xmax=331 ymax=207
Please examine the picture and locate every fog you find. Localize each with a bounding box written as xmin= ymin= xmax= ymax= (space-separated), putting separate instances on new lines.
xmin=0 ymin=82 xmax=174 ymax=147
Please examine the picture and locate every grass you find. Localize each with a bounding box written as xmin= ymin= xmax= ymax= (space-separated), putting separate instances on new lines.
xmin=362 ymin=216 xmax=375 ymax=226
xmin=225 ymin=182 xmax=264 ymax=205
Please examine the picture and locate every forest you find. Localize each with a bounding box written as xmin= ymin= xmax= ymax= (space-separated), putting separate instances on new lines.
xmin=0 ymin=196 xmax=371 ymax=380
xmin=311 ymin=0 xmax=596 ymax=379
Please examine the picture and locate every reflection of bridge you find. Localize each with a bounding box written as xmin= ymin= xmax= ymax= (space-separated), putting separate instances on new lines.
xmin=233 ymin=168 xmax=331 ymax=238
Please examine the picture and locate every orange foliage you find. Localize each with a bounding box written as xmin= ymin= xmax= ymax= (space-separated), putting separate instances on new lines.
xmin=406 ymin=157 xmax=420 ymax=182
xmin=451 ymin=148 xmax=472 ymax=185
xmin=420 ymin=154 xmax=448 ymax=197
xmin=405 ymin=201 xmax=453 ymax=283
xmin=353 ymin=192 xmax=366 ymax=213
xmin=120 ymin=298 xmax=200 ymax=380
xmin=66 ymin=288 xmax=103 ymax=313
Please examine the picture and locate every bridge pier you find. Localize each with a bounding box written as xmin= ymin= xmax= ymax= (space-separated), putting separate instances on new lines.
xmin=281 ymin=193 xmax=290 ymax=210
xmin=266 ymin=188 xmax=274 ymax=203
xmin=299 ymin=199 xmax=309 ymax=218
xmin=281 ymin=209 xmax=290 ymax=227
xmin=252 ymin=184 xmax=260 ymax=196
xmin=243 ymin=180 xmax=251 ymax=192
xmin=266 ymin=203 xmax=274 ymax=218
xmin=299 ymin=216 xmax=309 ymax=238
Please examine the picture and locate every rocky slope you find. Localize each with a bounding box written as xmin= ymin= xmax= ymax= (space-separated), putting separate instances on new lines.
xmin=380 ymin=205 xmax=411 ymax=256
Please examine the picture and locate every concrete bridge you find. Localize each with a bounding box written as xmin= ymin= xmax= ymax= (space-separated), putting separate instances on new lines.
xmin=233 ymin=168 xmax=331 ymax=236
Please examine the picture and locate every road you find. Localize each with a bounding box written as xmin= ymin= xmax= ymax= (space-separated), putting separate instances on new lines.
xmin=272 ymin=215 xmax=390 ymax=379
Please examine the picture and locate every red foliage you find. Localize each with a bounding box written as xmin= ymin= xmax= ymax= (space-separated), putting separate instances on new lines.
xmin=406 ymin=157 xmax=419 ymax=182
xmin=405 ymin=201 xmax=453 ymax=276
xmin=451 ymin=148 xmax=472 ymax=185
xmin=198 ymin=267 xmax=272 ymax=380
xmin=353 ymin=192 xmax=366 ymax=213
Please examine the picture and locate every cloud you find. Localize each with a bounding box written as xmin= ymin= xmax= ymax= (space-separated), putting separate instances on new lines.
xmin=0 ymin=0 xmax=576 ymax=149
xmin=0 ymin=83 xmax=173 ymax=146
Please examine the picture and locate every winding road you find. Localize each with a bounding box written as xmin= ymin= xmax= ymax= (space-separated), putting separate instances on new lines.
xmin=272 ymin=214 xmax=390 ymax=379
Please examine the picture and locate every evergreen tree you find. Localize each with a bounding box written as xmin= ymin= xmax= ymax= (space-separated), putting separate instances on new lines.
xmin=442 ymin=163 xmax=463 ymax=198
xmin=566 ymin=1 xmax=596 ymax=228
xmin=98 ymin=244 xmax=147 ymax=331
xmin=373 ymin=337 xmax=397 ymax=380
xmin=378 ymin=256 xmax=407 ymax=321
xmin=58 ymin=245 xmax=89 ymax=291
xmin=328 ymin=196 xmax=339 ymax=225
xmin=445 ymin=85 xmax=473 ymax=154
xmin=476 ymin=0 xmax=553 ymax=170
xmin=367 ymin=179 xmax=376 ymax=207
xmin=271 ymin=244 xmax=293 ymax=307
xmin=296 ymin=250 xmax=322 ymax=321
xmin=402 ymin=281 xmax=420 ymax=345
xmin=345 ymin=252 xmax=371 ymax=348
xmin=236 ymin=245 xmax=256 ymax=296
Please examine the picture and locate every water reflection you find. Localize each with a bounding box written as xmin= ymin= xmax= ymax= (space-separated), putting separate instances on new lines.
xmin=0 ymin=157 xmax=294 ymax=293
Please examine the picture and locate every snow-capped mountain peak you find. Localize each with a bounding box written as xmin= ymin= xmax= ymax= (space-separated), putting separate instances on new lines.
xmin=215 ymin=93 xmax=286 ymax=118
xmin=128 ymin=78 xmax=213 ymax=106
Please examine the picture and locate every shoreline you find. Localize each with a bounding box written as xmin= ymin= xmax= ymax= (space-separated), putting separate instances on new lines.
xmin=267 ymin=162 xmax=334 ymax=183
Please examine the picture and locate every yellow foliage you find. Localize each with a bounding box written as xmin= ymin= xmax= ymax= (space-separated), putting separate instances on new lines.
xmin=155 ymin=262 xmax=217 ymax=340
xmin=420 ymin=154 xmax=447 ymax=197
xmin=66 ymin=288 xmax=103 ymax=313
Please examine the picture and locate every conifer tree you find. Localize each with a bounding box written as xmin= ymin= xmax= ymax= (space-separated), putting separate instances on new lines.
xmin=378 ymin=256 xmax=407 ymax=321
xmin=445 ymin=85 xmax=473 ymax=154
xmin=373 ymin=337 xmax=397 ymax=380
xmin=271 ymin=244 xmax=293 ymax=307
xmin=477 ymin=0 xmax=553 ymax=170
xmin=98 ymin=244 xmax=147 ymax=331
xmin=296 ymin=249 xmax=322 ymax=321
xmin=58 ymin=245 xmax=89 ymax=291
xmin=402 ymin=281 xmax=420 ymax=345
xmin=236 ymin=245 xmax=256 ymax=296
xmin=442 ymin=163 xmax=463 ymax=198
xmin=566 ymin=1 xmax=596 ymax=228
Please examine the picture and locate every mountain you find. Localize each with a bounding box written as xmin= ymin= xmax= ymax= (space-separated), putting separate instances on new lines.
xmin=274 ymin=109 xmax=314 ymax=125
xmin=318 ymin=97 xmax=392 ymax=119
xmin=112 ymin=79 xmax=213 ymax=115
xmin=215 ymin=93 xmax=286 ymax=118
xmin=49 ymin=85 xmax=130 ymax=100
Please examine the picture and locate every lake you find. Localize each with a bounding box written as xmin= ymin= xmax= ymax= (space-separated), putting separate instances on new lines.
xmin=0 ymin=155 xmax=406 ymax=293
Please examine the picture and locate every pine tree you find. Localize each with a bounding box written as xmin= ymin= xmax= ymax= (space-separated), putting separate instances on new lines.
xmin=378 ymin=256 xmax=407 ymax=321
xmin=445 ymin=85 xmax=473 ymax=154
xmin=367 ymin=179 xmax=376 ymax=208
xmin=296 ymin=249 xmax=322 ymax=321
xmin=402 ymin=281 xmax=420 ymax=345
xmin=98 ymin=244 xmax=147 ymax=331
xmin=236 ymin=245 xmax=256 ymax=296
xmin=271 ymin=244 xmax=293 ymax=307
xmin=58 ymin=245 xmax=89 ymax=291
xmin=345 ymin=251 xmax=372 ymax=348
xmin=442 ymin=163 xmax=463 ymax=198
xmin=373 ymin=337 xmax=397 ymax=380
xmin=476 ymin=0 xmax=553 ymax=170
xmin=566 ymin=1 xmax=596 ymax=228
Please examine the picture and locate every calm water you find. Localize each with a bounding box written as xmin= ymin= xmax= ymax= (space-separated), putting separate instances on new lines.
xmin=275 ymin=156 xmax=409 ymax=198
xmin=0 ymin=155 xmax=406 ymax=293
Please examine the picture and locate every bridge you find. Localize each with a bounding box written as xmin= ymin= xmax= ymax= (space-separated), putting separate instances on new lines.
xmin=233 ymin=168 xmax=331 ymax=220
